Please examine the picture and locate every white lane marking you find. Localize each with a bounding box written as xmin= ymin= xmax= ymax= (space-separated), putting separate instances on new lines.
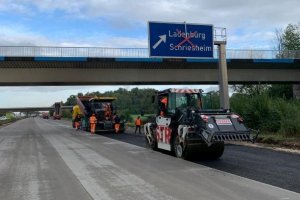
xmin=46 ymin=135 xmax=112 ymax=200
xmin=45 ymin=134 xmax=177 ymax=200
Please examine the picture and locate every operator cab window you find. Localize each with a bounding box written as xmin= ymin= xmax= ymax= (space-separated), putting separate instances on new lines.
xmin=158 ymin=95 xmax=168 ymax=116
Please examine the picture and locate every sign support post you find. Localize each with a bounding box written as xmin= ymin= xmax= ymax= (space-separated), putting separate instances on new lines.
xmin=215 ymin=40 xmax=229 ymax=110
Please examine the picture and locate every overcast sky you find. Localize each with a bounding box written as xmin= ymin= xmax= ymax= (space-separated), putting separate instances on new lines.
xmin=0 ymin=0 xmax=299 ymax=107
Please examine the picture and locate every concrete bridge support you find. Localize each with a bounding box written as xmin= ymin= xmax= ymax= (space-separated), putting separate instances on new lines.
xmin=293 ymin=84 xmax=300 ymax=99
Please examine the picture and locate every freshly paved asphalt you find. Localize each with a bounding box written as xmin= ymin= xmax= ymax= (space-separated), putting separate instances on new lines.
xmin=107 ymin=127 xmax=300 ymax=193
xmin=0 ymin=118 xmax=299 ymax=200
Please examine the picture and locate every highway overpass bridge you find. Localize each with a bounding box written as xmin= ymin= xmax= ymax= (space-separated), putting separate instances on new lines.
xmin=0 ymin=106 xmax=73 ymax=113
xmin=0 ymin=47 xmax=299 ymax=86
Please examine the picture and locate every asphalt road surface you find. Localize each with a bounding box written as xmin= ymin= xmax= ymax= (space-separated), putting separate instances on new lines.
xmin=0 ymin=118 xmax=299 ymax=200
xmin=107 ymin=127 xmax=300 ymax=193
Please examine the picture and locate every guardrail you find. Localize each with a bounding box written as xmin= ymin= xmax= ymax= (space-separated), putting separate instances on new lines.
xmin=0 ymin=46 xmax=299 ymax=59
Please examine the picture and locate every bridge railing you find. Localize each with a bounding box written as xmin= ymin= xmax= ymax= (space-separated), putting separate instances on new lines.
xmin=0 ymin=46 xmax=300 ymax=59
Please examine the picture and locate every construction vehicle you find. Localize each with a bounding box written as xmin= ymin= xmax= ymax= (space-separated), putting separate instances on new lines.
xmin=41 ymin=112 xmax=49 ymax=119
xmin=74 ymin=96 xmax=125 ymax=133
xmin=52 ymin=102 xmax=62 ymax=120
xmin=144 ymin=88 xmax=257 ymax=159
xmin=72 ymin=104 xmax=82 ymax=128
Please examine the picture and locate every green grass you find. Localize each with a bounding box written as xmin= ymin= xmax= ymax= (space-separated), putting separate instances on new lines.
xmin=256 ymin=132 xmax=300 ymax=148
xmin=0 ymin=118 xmax=18 ymax=126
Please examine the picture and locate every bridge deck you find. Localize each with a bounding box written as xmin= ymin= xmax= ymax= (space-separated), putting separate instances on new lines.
xmin=0 ymin=56 xmax=299 ymax=85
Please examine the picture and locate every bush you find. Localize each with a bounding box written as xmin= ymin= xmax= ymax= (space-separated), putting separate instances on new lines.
xmin=231 ymin=93 xmax=300 ymax=137
xmin=276 ymin=100 xmax=300 ymax=137
xmin=62 ymin=110 xmax=72 ymax=119
xmin=231 ymin=94 xmax=281 ymax=132
xmin=230 ymin=93 xmax=249 ymax=117
xmin=118 ymin=109 xmax=132 ymax=122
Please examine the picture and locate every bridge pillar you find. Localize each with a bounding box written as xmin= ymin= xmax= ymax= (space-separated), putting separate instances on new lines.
xmin=293 ymin=84 xmax=300 ymax=99
xmin=216 ymin=42 xmax=230 ymax=109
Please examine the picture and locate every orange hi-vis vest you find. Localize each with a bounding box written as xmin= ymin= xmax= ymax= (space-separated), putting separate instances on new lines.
xmin=135 ymin=118 xmax=142 ymax=126
xmin=161 ymin=97 xmax=167 ymax=106
xmin=89 ymin=116 xmax=97 ymax=124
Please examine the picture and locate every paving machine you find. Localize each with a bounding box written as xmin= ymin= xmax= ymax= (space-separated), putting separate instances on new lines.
xmin=144 ymin=88 xmax=258 ymax=159
xmin=74 ymin=96 xmax=125 ymax=133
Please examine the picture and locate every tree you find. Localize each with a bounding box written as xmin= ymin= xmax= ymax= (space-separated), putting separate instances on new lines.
xmin=274 ymin=23 xmax=300 ymax=99
xmin=275 ymin=23 xmax=300 ymax=58
xmin=63 ymin=88 xmax=157 ymax=119
xmin=202 ymin=91 xmax=220 ymax=109
xmin=282 ymin=24 xmax=300 ymax=51
xmin=274 ymin=28 xmax=283 ymax=52
xmin=6 ymin=112 xmax=15 ymax=119
xmin=231 ymin=84 xmax=269 ymax=96
xmin=267 ymin=84 xmax=293 ymax=99
xmin=64 ymin=95 xmax=76 ymax=106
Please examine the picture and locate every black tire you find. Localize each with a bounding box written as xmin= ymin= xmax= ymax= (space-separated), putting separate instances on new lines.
xmin=207 ymin=141 xmax=225 ymax=160
xmin=173 ymin=135 xmax=189 ymax=159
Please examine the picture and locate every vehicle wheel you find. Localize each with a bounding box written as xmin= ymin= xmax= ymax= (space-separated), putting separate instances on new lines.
xmin=207 ymin=141 xmax=224 ymax=160
xmin=173 ymin=135 xmax=189 ymax=159
xmin=145 ymin=136 xmax=157 ymax=150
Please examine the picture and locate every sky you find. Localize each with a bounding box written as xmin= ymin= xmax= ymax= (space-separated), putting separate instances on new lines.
xmin=0 ymin=0 xmax=299 ymax=107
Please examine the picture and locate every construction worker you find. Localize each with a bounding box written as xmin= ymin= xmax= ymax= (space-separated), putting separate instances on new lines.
xmin=104 ymin=104 xmax=111 ymax=119
xmin=114 ymin=114 xmax=121 ymax=134
xmin=89 ymin=114 xmax=97 ymax=134
xmin=160 ymin=96 xmax=168 ymax=116
xmin=74 ymin=114 xmax=81 ymax=130
xmin=135 ymin=116 xmax=142 ymax=134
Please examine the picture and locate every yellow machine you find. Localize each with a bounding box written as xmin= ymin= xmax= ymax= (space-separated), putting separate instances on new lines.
xmin=72 ymin=105 xmax=82 ymax=119
xmin=72 ymin=105 xmax=82 ymax=128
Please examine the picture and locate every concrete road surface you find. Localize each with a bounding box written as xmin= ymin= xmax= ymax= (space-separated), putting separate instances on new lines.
xmin=107 ymin=127 xmax=300 ymax=193
xmin=0 ymin=118 xmax=299 ymax=200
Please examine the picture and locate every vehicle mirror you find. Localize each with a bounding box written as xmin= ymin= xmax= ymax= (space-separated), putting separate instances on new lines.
xmin=152 ymin=95 xmax=155 ymax=103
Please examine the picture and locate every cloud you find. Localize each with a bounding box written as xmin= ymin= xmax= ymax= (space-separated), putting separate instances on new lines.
xmin=1 ymin=0 xmax=299 ymax=48
xmin=0 ymin=1 xmax=29 ymax=14
xmin=1 ymin=0 xmax=299 ymax=107
xmin=26 ymin=0 xmax=300 ymax=29
xmin=0 ymin=24 xmax=148 ymax=47
xmin=0 ymin=25 xmax=51 ymax=46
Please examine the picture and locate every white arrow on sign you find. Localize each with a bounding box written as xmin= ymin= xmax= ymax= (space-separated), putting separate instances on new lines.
xmin=152 ymin=34 xmax=166 ymax=49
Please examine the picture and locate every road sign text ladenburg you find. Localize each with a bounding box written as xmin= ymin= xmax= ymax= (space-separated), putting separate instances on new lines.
xmin=148 ymin=21 xmax=213 ymax=58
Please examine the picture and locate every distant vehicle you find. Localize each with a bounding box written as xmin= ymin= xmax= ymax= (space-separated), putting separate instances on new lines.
xmin=144 ymin=88 xmax=258 ymax=159
xmin=42 ymin=112 xmax=49 ymax=119
xmin=0 ymin=116 xmax=8 ymax=121
xmin=52 ymin=102 xmax=62 ymax=120
xmin=73 ymin=96 xmax=125 ymax=133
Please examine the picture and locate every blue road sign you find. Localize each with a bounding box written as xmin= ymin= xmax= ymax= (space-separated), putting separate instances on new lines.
xmin=148 ymin=21 xmax=213 ymax=58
